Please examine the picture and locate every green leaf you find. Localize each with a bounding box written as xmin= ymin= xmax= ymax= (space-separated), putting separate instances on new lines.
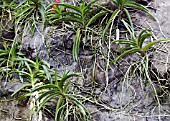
xmin=40 ymin=60 xmax=50 ymax=68
xmin=24 ymin=61 xmax=33 ymax=75
xmin=37 ymin=89 xmax=60 ymax=101
xmin=124 ymin=1 xmax=156 ymax=20
xmin=11 ymin=83 xmax=32 ymax=96
xmin=58 ymin=72 xmax=80 ymax=89
xmin=51 ymin=16 xmax=83 ymax=24
xmin=102 ymin=9 xmax=120 ymax=41
xmin=31 ymin=84 xmax=58 ymax=92
xmin=138 ymin=32 xmax=152 ymax=48
xmin=142 ymin=38 xmax=170 ymax=52
xmin=84 ymin=0 xmax=98 ymax=11
xmin=17 ymin=51 xmax=25 ymax=56
xmin=55 ymin=96 xmax=65 ymax=121
xmin=72 ymin=28 xmax=81 ymax=61
xmin=17 ymin=58 xmax=35 ymax=66
xmin=15 ymin=5 xmax=34 ymax=18
xmin=112 ymin=0 xmax=119 ymax=6
xmin=86 ymin=11 xmax=108 ymax=27
xmin=121 ymin=19 xmax=135 ymax=40
xmin=0 ymin=52 xmax=9 ymax=57
xmin=112 ymin=39 xmax=136 ymax=46
xmin=37 ymin=94 xmax=57 ymax=113
xmin=60 ymin=11 xmax=81 ymax=17
xmin=120 ymin=46 xmax=134 ymax=52
xmin=138 ymin=29 xmax=148 ymax=43
xmin=30 ymin=0 xmax=38 ymax=3
xmin=111 ymin=48 xmax=140 ymax=63
xmin=42 ymin=65 xmax=52 ymax=83
xmin=38 ymin=4 xmax=46 ymax=30
xmin=59 ymin=3 xmax=81 ymax=13
xmin=80 ymin=1 xmax=85 ymax=13
xmin=68 ymin=95 xmax=90 ymax=117
xmin=63 ymin=80 xmax=71 ymax=94
xmin=13 ymin=70 xmax=31 ymax=78
xmin=124 ymin=8 xmax=134 ymax=34
xmin=17 ymin=92 xmax=32 ymax=101
xmin=15 ymin=0 xmax=27 ymax=9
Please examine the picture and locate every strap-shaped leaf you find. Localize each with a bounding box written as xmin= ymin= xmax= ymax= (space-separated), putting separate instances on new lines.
xmin=59 ymin=11 xmax=81 ymax=17
xmin=0 ymin=52 xmax=9 ymax=57
xmin=138 ymin=32 xmax=152 ymax=48
xmin=124 ymin=1 xmax=156 ymax=20
xmin=15 ymin=8 xmax=34 ymax=26
xmin=15 ymin=5 xmax=34 ymax=17
xmin=63 ymin=80 xmax=71 ymax=94
xmin=112 ymin=0 xmax=118 ymax=6
xmin=38 ymin=4 xmax=45 ymax=30
xmin=37 ymin=93 xmax=58 ymax=113
xmin=31 ymin=84 xmax=58 ymax=92
xmin=120 ymin=46 xmax=134 ymax=52
xmin=86 ymin=11 xmax=108 ymax=27
xmin=42 ymin=65 xmax=52 ymax=83
xmin=37 ymin=89 xmax=60 ymax=101
xmin=16 ymin=92 xmax=32 ymax=101
xmin=124 ymin=8 xmax=134 ymax=34
xmin=17 ymin=57 xmax=35 ymax=66
xmin=55 ymin=96 xmax=65 ymax=121
xmin=121 ymin=19 xmax=136 ymax=40
xmin=51 ymin=16 xmax=83 ymax=24
xmin=11 ymin=83 xmax=32 ymax=96
xmin=58 ymin=72 xmax=80 ymax=89
xmin=12 ymin=70 xmax=31 ymax=78
xmin=138 ymin=29 xmax=148 ymax=43
xmin=102 ymin=9 xmax=120 ymax=41
xmin=111 ymin=47 xmax=140 ymax=63
xmin=142 ymin=38 xmax=170 ymax=52
xmin=112 ymin=39 xmax=136 ymax=46
xmin=24 ymin=61 xmax=33 ymax=74
xmin=72 ymin=28 xmax=81 ymax=61
xmin=68 ymin=95 xmax=90 ymax=118
xmin=15 ymin=0 xmax=27 ymax=9
xmin=59 ymin=3 xmax=81 ymax=13
xmin=84 ymin=0 xmax=98 ymax=11
xmin=80 ymin=1 xmax=85 ymax=13
xmin=40 ymin=60 xmax=50 ymax=68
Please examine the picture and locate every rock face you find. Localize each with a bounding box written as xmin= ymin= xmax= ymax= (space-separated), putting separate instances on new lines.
xmin=133 ymin=0 xmax=170 ymax=77
xmin=0 ymin=0 xmax=170 ymax=121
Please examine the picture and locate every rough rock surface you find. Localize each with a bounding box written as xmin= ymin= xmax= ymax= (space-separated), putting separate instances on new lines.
xmin=0 ymin=0 xmax=170 ymax=121
xmin=132 ymin=0 xmax=170 ymax=76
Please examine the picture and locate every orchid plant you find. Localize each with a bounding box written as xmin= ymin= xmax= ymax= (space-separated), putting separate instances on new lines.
xmin=14 ymin=0 xmax=46 ymax=37
xmin=111 ymin=20 xmax=170 ymax=63
xmin=102 ymin=0 xmax=156 ymax=41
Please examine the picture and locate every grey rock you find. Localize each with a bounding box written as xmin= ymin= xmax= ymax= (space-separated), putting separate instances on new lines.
xmin=101 ymin=94 xmax=110 ymax=103
xmin=94 ymin=88 xmax=102 ymax=95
